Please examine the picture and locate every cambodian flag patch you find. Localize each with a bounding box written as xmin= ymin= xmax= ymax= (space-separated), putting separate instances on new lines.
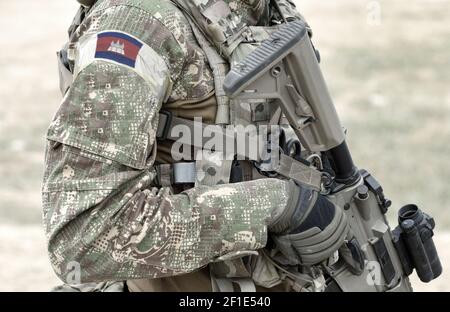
xmin=95 ymin=32 xmax=143 ymax=68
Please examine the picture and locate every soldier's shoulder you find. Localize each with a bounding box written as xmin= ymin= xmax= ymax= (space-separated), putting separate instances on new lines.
xmin=91 ymin=0 xmax=190 ymax=40
xmin=87 ymin=0 xmax=190 ymax=77
xmin=93 ymin=0 xmax=180 ymax=12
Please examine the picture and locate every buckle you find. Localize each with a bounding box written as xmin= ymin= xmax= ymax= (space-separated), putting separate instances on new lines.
xmin=172 ymin=162 xmax=196 ymax=184
xmin=156 ymin=110 xmax=173 ymax=141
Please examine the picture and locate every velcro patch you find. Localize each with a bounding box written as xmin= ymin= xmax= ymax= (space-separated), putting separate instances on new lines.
xmin=75 ymin=30 xmax=170 ymax=100
xmin=95 ymin=32 xmax=143 ymax=68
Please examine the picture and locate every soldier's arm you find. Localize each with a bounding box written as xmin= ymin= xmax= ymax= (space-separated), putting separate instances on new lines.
xmin=43 ymin=2 xmax=293 ymax=283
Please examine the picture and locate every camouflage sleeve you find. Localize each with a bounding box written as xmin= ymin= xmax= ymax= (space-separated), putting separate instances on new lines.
xmin=43 ymin=1 xmax=292 ymax=283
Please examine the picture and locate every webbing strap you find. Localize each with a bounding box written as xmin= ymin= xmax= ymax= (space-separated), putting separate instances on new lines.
xmin=157 ymin=113 xmax=257 ymax=160
xmin=155 ymin=162 xmax=196 ymax=186
xmin=276 ymin=154 xmax=322 ymax=191
xmin=211 ymin=276 xmax=234 ymax=292
xmin=156 ymin=113 xmax=322 ymax=190
xmin=210 ymin=275 xmax=256 ymax=293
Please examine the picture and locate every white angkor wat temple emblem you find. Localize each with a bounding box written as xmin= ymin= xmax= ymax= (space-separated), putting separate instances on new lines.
xmin=107 ymin=40 xmax=125 ymax=55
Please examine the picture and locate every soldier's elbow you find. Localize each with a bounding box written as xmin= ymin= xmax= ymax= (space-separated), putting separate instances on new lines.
xmin=47 ymin=233 xmax=95 ymax=284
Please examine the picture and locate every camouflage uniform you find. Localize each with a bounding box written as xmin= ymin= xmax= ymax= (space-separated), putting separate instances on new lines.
xmin=43 ymin=0 xmax=306 ymax=291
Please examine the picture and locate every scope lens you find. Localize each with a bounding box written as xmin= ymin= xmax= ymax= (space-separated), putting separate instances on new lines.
xmin=398 ymin=204 xmax=420 ymax=222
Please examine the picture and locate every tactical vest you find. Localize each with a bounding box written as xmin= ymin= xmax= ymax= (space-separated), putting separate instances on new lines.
xmin=62 ymin=0 xmax=316 ymax=292
xmin=170 ymin=1 xmax=280 ymax=291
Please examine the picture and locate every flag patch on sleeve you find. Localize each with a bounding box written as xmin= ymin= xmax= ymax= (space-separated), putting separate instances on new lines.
xmin=95 ymin=32 xmax=143 ymax=68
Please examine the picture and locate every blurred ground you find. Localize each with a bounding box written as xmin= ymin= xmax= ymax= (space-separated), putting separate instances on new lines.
xmin=0 ymin=0 xmax=448 ymax=291
xmin=1 ymin=225 xmax=449 ymax=291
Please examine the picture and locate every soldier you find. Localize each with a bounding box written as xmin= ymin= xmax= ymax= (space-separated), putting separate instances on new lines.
xmin=43 ymin=0 xmax=350 ymax=292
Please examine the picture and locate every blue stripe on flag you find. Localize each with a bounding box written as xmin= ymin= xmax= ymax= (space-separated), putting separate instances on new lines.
xmin=94 ymin=51 xmax=136 ymax=68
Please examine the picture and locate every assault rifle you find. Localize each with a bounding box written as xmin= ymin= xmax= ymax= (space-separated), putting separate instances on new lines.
xmin=223 ymin=20 xmax=441 ymax=291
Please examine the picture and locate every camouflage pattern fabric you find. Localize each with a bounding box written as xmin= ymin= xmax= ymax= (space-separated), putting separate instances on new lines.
xmin=51 ymin=281 xmax=125 ymax=292
xmin=171 ymin=0 xmax=305 ymax=58
xmin=43 ymin=0 xmax=295 ymax=284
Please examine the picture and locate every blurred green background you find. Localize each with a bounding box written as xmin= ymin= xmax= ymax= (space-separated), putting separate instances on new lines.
xmin=0 ymin=0 xmax=448 ymax=291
